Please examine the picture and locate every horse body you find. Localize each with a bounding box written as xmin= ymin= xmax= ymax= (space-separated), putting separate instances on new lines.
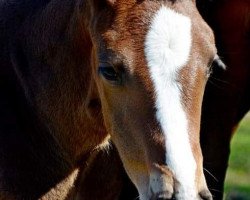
xmin=197 ymin=0 xmax=250 ymax=199
xmin=1 ymin=0 xmax=218 ymax=199
xmin=0 ymin=1 xmax=106 ymax=199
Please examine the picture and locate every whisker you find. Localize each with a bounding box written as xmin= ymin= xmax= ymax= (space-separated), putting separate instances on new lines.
xmin=207 ymin=79 xmax=226 ymax=90
xmin=209 ymin=76 xmax=230 ymax=86
xmin=206 ymin=188 xmax=222 ymax=199
xmin=208 ymin=76 xmax=241 ymax=92
xmin=208 ymin=188 xmax=223 ymax=193
xmin=203 ymin=167 xmax=218 ymax=182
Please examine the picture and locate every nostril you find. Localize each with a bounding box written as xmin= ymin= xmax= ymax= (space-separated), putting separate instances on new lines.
xmin=156 ymin=197 xmax=175 ymax=200
xmin=155 ymin=191 xmax=174 ymax=200
xmin=199 ymin=190 xmax=213 ymax=200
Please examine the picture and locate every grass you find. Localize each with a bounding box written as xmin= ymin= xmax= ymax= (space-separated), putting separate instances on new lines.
xmin=224 ymin=113 xmax=250 ymax=200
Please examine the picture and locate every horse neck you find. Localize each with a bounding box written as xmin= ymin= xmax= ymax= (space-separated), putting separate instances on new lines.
xmin=5 ymin=0 xmax=105 ymax=165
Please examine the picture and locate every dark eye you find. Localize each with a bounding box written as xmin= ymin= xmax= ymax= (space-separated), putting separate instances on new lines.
xmin=98 ymin=64 xmax=122 ymax=85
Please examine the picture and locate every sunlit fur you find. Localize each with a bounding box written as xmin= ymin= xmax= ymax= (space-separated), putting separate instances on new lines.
xmin=145 ymin=7 xmax=196 ymax=199
xmin=0 ymin=0 xmax=217 ymax=199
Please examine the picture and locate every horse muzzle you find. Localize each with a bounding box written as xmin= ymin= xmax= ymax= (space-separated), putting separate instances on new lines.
xmin=137 ymin=164 xmax=213 ymax=200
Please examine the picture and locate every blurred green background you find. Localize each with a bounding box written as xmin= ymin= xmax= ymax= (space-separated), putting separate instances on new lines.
xmin=224 ymin=113 xmax=250 ymax=200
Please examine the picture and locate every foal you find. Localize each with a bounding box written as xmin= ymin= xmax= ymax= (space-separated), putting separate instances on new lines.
xmin=0 ymin=0 xmax=220 ymax=199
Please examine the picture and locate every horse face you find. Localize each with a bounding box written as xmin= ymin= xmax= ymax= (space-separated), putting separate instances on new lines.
xmin=87 ymin=1 xmax=216 ymax=199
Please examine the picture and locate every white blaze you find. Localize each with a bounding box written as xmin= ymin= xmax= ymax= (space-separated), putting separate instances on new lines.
xmin=145 ymin=7 xmax=196 ymax=199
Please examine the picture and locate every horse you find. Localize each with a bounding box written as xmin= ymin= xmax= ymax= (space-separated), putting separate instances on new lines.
xmin=197 ymin=0 xmax=250 ymax=199
xmin=0 ymin=0 xmax=222 ymax=199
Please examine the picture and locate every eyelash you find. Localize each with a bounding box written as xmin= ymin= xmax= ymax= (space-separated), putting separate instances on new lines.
xmin=98 ymin=63 xmax=122 ymax=85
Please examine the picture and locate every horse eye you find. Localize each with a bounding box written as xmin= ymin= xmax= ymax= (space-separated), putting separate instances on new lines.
xmin=98 ymin=65 xmax=122 ymax=85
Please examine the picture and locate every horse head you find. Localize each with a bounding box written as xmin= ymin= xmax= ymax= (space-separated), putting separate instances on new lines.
xmin=81 ymin=0 xmax=219 ymax=199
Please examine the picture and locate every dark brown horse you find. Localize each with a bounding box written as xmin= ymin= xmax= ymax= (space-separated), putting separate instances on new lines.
xmin=197 ymin=0 xmax=250 ymax=199
xmin=0 ymin=0 xmax=222 ymax=199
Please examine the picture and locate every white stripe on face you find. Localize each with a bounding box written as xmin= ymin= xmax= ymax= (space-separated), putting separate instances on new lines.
xmin=145 ymin=6 xmax=196 ymax=199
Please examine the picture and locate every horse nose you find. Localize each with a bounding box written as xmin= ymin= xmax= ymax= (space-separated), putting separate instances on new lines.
xmin=199 ymin=189 xmax=213 ymax=200
xmin=150 ymin=191 xmax=174 ymax=200
xmin=149 ymin=164 xmax=174 ymax=200
xmin=157 ymin=191 xmax=173 ymax=200
xmin=149 ymin=192 xmax=175 ymax=200
xmin=149 ymin=190 xmax=174 ymax=200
